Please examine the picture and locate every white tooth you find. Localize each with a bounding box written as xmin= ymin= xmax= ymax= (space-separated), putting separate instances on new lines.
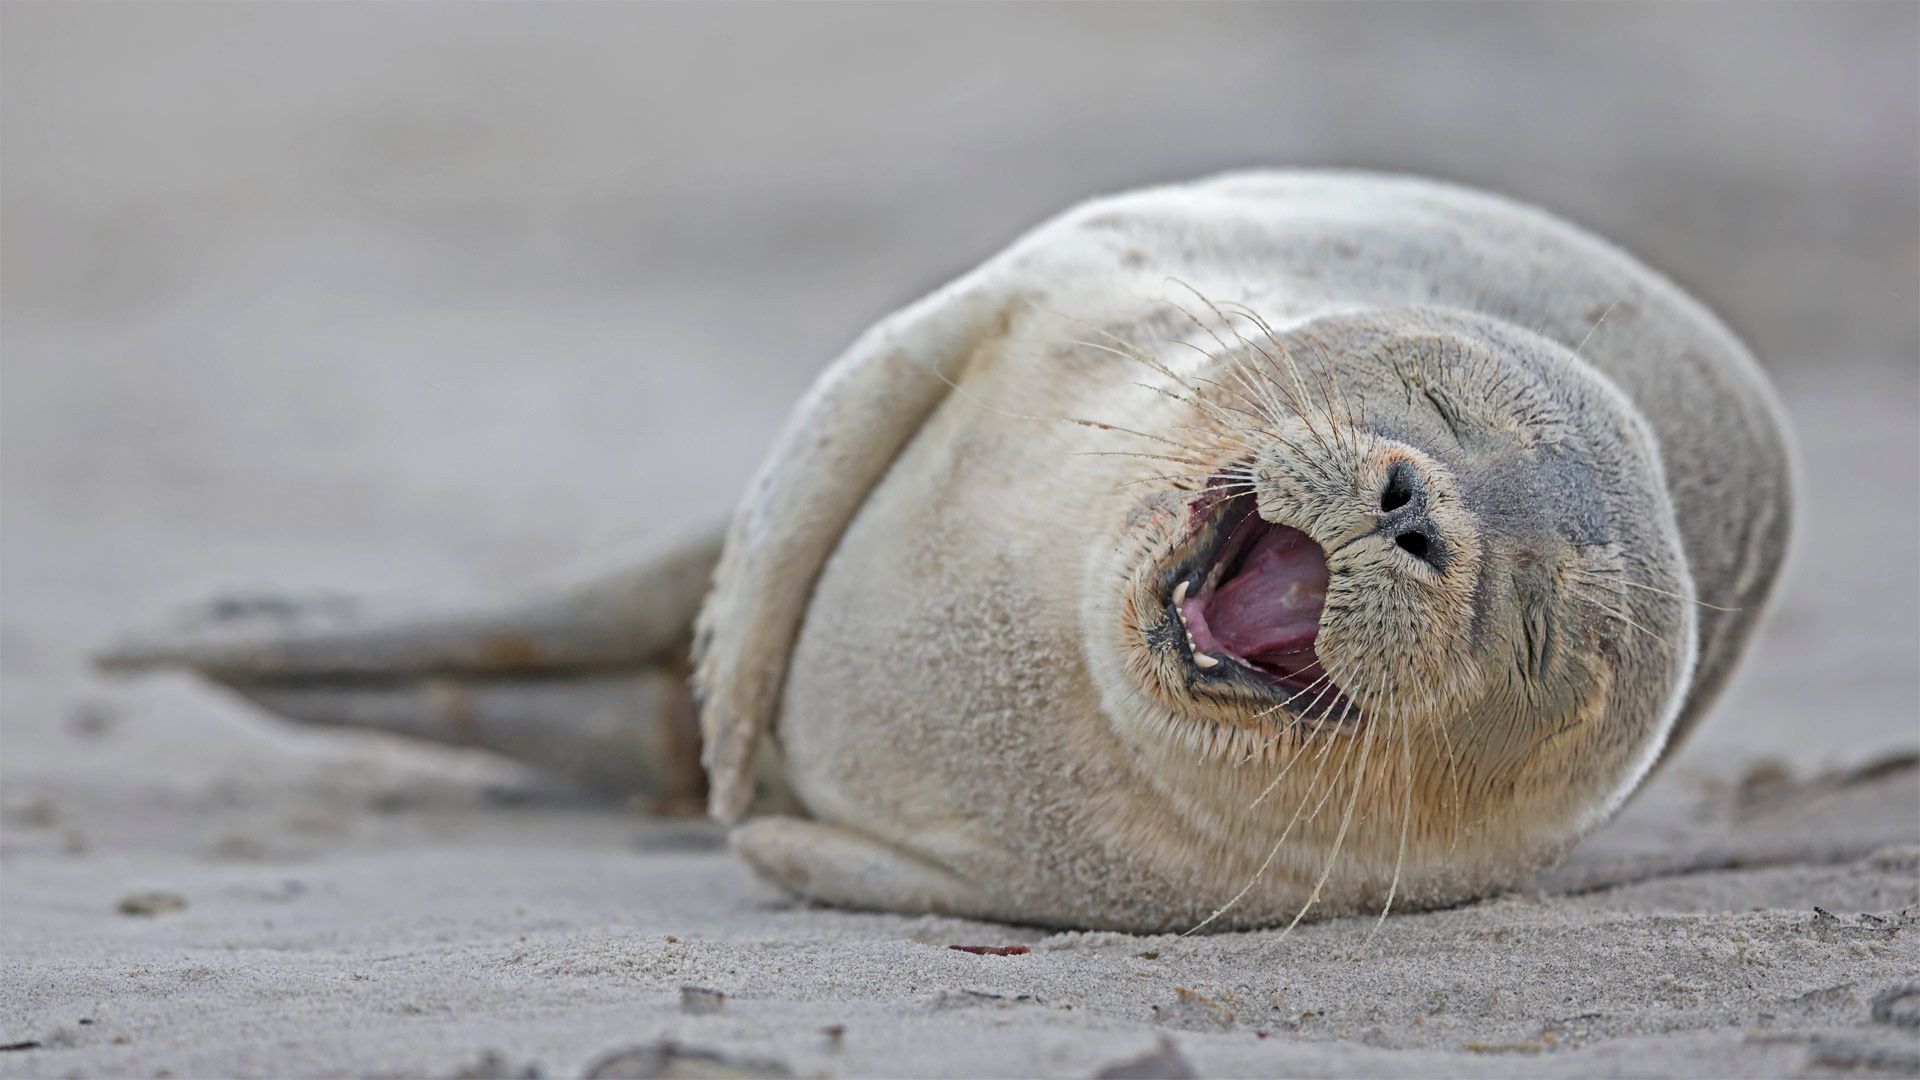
xmin=1193 ymin=652 xmax=1220 ymax=669
xmin=1172 ymin=580 xmax=1190 ymax=606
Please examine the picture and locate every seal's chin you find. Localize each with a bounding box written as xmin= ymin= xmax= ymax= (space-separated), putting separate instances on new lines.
xmin=1161 ymin=486 xmax=1354 ymax=720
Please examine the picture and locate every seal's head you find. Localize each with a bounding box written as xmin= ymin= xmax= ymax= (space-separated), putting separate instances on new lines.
xmin=1089 ymin=306 xmax=1697 ymax=915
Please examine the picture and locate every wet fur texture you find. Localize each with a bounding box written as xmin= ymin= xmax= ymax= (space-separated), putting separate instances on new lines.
xmin=696 ymin=171 xmax=1794 ymax=932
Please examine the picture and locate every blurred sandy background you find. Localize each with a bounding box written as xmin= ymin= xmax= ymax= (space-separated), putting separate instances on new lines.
xmin=3 ymin=5 xmax=1917 ymax=1078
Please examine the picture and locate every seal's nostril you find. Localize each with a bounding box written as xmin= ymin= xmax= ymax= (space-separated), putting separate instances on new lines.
xmin=1380 ymin=461 xmax=1415 ymax=512
xmin=1396 ymin=530 xmax=1431 ymax=561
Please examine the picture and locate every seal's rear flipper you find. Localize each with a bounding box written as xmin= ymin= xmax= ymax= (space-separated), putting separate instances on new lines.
xmin=94 ymin=530 xmax=721 ymax=802
xmin=96 ymin=531 xmax=720 ymax=679
xmin=230 ymin=671 xmax=703 ymax=798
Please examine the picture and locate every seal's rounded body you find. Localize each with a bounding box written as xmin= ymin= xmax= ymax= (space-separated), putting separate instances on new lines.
xmin=699 ymin=172 xmax=1793 ymax=931
xmin=106 ymin=172 xmax=1794 ymax=932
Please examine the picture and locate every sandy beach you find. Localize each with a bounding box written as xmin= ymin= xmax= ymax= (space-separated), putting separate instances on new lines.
xmin=4 ymin=6 xmax=1916 ymax=1077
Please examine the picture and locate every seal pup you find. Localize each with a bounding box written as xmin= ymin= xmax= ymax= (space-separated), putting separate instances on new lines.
xmin=103 ymin=172 xmax=1794 ymax=931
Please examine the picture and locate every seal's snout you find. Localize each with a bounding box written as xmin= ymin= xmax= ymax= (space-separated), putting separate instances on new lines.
xmin=1374 ymin=459 xmax=1449 ymax=572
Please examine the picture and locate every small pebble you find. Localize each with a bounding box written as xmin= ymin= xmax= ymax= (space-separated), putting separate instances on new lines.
xmin=66 ymin=700 xmax=120 ymax=739
xmin=116 ymin=892 xmax=186 ymax=917
xmin=679 ymin=986 xmax=725 ymax=1015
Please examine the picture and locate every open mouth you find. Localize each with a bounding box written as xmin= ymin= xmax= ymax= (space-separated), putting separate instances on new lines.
xmin=1161 ymin=483 xmax=1355 ymax=721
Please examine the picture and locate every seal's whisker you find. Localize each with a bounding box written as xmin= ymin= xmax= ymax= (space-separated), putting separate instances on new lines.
xmin=1232 ymin=338 xmax=1320 ymax=440
xmin=1071 ymin=449 xmax=1230 ymax=471
xmin=1246 ymin=678 xmax=1346 ymax=805
xmin=1241 ymin=695 xmax=1339 ymax=813
xmin=1171 ymin=284 xmax=1340 ymax=449
xmin=1246 ymin=671 xmax=1336 ymax=727
xmin=1135 ymin=370 xmax=1279 ymax=454
xmin=1122 ymin=459 xmax=1257 ymax=481
xmin=1150 ymin=299 xmax=1283 ymax=419
xmin=1215 ymin=298 xmax=1368 ymax=463
xmin=1160 ymin=286 xmax=1240 ymax=363
xmin=1217 ymin=301 xmax=1348 ymax=464
xmin=1291 ymin=691 xmax=1367 ymax=832
xmin=1221 ymin=299 xmax=1313 ymax=418
xmin=1321 ymin=355 xmax=1367 ymax=463
xmin=1213 ymin=304 xmax=1286 ymax=374
xmin=1047 ymin=412 xmax=1206 ymax=452
xmin=1193 ymin=293 xmax=1337 ymax=448
xmin=1364 ymin=688 xmax=1413 ymax=947
xmin=1169 ymin=341 xmax=1307 ymax=437
xmin=1112 ymin=474 xmax=1247 ymax=494
xmin=1560 ymin=300 xmax=1620 ymax=376
xmin=915 ymin=338 xmax=1196 ymax=451
xmin=1567 ymin=592 xmax=1683 ymax=656
xmin=1115 ymin=475 xmax=1260 ymax=497
xmin=1272 ymin=694 xmax=1378 ymax=942
xmin=1042 ymin=305 xmax=1164 ymax=370
xmin=1183 ymin=704 xmax=1355 ymax=936
xmin=1568 ymin=569 xmax=1738 ymax=612
xmin=1258 ymin=358 xmax=1338 ymax=461
xmin=1167 ymin=425 xmax=1268 ymax=459
xmin=1217 ymin=357 xmax=1321 ymax=463
xmin=1231 ymin=684 xmax=1332 ymax=769
xmin=1230 ymin=683 xmax=1334 ymax=768
xmin=1157 ymin=292 xmax=1337 ymax=459
xmin=1198 ymin=293 xmax=1282 ymax=375
xmin=1031 ymin=298 xmax=1234 ymax=412
xmin=1156 ymin=338 xmax=1303 ymax=441
xmin=1422 ymin=708 xmax=1466 ymax=857
xmin=1209 ymin=324 xmax=1287 ymax=415
xmin=1260 ymin=696 xmax=1372 ymax=939
xmin=1247 ymin=688 xmax=1362 ymax=888
xmin=1123 ymin=379 xmax=1278 ymax=449
xmin=1319 ymin=365 xmax=1368 ymax=463
xmin=923 ymin=351 xmax=1220 ymax=462
xmin=1055 ymin=330 xmax=1279 ymax=452
xmin=1063 ymin=338 xmax=1258 ymax=436
xmin=1191 ymin=364 xmax=1304 ymax=442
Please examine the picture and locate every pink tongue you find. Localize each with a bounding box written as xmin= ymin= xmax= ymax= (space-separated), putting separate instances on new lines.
xmin=1203 ymin=523 xmax=1329 ymax=661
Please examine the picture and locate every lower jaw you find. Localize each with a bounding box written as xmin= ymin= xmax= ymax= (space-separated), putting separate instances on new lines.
xmin=1173 ymin=644 xmax=1359 ymax=724
xmin=1169 ymin=597 xmax=1354 ymax=720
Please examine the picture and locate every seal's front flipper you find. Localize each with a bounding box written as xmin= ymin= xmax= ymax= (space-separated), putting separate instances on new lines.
xmin=695 ymin=278 xmax=1020 ymax=822
xmin=94 ymin=530 xmax=721 ymax=802
xmin=731 ymin=816 xmax=978 ymax=917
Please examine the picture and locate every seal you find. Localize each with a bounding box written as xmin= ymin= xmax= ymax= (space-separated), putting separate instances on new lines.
xmin=103 ymin=172 xmax=1794 ymax=932
xmin=695 ymin=171 xmax=1793 ymax=930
